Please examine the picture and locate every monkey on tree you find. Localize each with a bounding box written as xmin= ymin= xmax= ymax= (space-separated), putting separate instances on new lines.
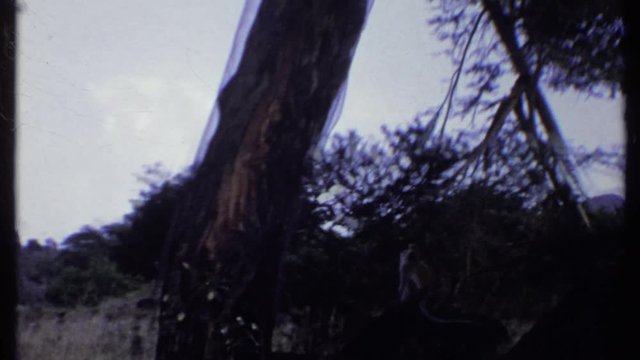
xmin=398 ymin=244 xmax=432 ymax=303
xmin=396 ymin=243 xmax=509 ymax=359
xmin=398 ymin=244 xmax=460 ymax=324
xmin=398 ymin=243 xmax=478 ymax=325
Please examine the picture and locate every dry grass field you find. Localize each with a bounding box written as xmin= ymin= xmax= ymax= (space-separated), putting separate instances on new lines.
xmin=16 ymin=284 xmax=534 ymax=359
xmin=18 ymin=286 xmax=158 ymax=360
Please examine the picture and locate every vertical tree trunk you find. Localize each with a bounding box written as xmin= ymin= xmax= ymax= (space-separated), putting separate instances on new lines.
xmin=0 ymin=1 xmax=17 ymax=360
xmin=620 ymin=0 xmax=637 ymax=357
xmin=156 ymin=1 xmax=370 ymax=359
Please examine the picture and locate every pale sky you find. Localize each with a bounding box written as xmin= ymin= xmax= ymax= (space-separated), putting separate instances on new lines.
xmin=16 ymin=0 xmax=623 ymax=242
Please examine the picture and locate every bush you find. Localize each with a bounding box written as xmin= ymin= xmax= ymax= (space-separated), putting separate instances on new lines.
xmin=18 ymin=239 xmax=59 ymax=304
xmin=45 ymin=256 xmax=141 ymax=307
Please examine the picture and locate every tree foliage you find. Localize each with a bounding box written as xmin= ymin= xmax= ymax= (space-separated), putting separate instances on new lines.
xmin=106 ymin=167 xmax=190 ymax=280
xmin=38 ymin=226 xmax=141 ymax=307
xmin=18 ymin=239 xmax=58 ymax=304
xmin=518 ymin=0 xmax=622 ymax=92
xmin=430 ymin=0 xmax=622 ymax=96
xmin=18 ymin=166 xmax=189 ymax=307
xmin=279 ymin=119 xmax=623 ymax=357
xmin=44 ymin=255 xmax=141 ymax=307
xmin=420 ymin=0 xmax=624 ymax=232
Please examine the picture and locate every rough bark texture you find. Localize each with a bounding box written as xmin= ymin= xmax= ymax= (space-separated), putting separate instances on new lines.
xmin=156 ymin=2 xmax=369 ymax=359
xmin=0 ymin=1 xmax=17 ymax=359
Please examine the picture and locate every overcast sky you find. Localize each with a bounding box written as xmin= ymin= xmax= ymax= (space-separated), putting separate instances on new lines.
xmin=17 ymin=0 xmax=623 ymax=242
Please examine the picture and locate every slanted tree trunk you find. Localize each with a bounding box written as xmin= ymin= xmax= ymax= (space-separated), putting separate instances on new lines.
xmin=481 ymin=0 xmax=589 ymax=223
xmin=155 ymin=1 xmax=370 ymax=359
xmin=0 ymin=1 xmax=17 ymax=360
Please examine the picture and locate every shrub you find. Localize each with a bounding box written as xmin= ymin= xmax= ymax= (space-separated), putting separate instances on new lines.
xmin=45 ymin=256 xmax=141 ymax=307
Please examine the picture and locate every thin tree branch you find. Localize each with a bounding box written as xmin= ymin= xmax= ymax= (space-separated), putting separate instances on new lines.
xmin=438 ymin=9 xmax=487 ymax=142
xmin=455 ymin=76 xmax=526 ymax=180
xmin=482 ymin=0 xmax=591 ymax=227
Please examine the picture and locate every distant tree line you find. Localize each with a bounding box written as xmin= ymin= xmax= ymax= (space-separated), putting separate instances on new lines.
xmin=17 ymin=166 xmax=189 ymax=307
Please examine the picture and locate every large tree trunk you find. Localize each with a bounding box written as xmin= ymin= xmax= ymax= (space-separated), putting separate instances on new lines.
xmin=0 ymin=1 xmax=17 ymax=360
xmin=155 ymin=1 xmax=370 ymax=359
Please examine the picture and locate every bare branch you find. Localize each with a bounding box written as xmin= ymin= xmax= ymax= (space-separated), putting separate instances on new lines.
xmin=438 ymin=10 xmax=487 ymax=141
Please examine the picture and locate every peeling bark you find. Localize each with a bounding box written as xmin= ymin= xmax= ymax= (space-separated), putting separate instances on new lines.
xmin=155 ymin=2 xmax=370 ymax=359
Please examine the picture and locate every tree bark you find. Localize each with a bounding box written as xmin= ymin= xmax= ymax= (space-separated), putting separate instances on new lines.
xmin=0 ymin=1 xmax=17 ymax=359
xmin=482 ymin=0 xmax=590 ymax=224
xmin=155 ymin=1 xmax=370 ymax=359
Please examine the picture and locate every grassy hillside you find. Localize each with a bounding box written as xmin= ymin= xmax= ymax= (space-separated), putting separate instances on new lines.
xmin=18 ymin=285 xmax=157 ymax=360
